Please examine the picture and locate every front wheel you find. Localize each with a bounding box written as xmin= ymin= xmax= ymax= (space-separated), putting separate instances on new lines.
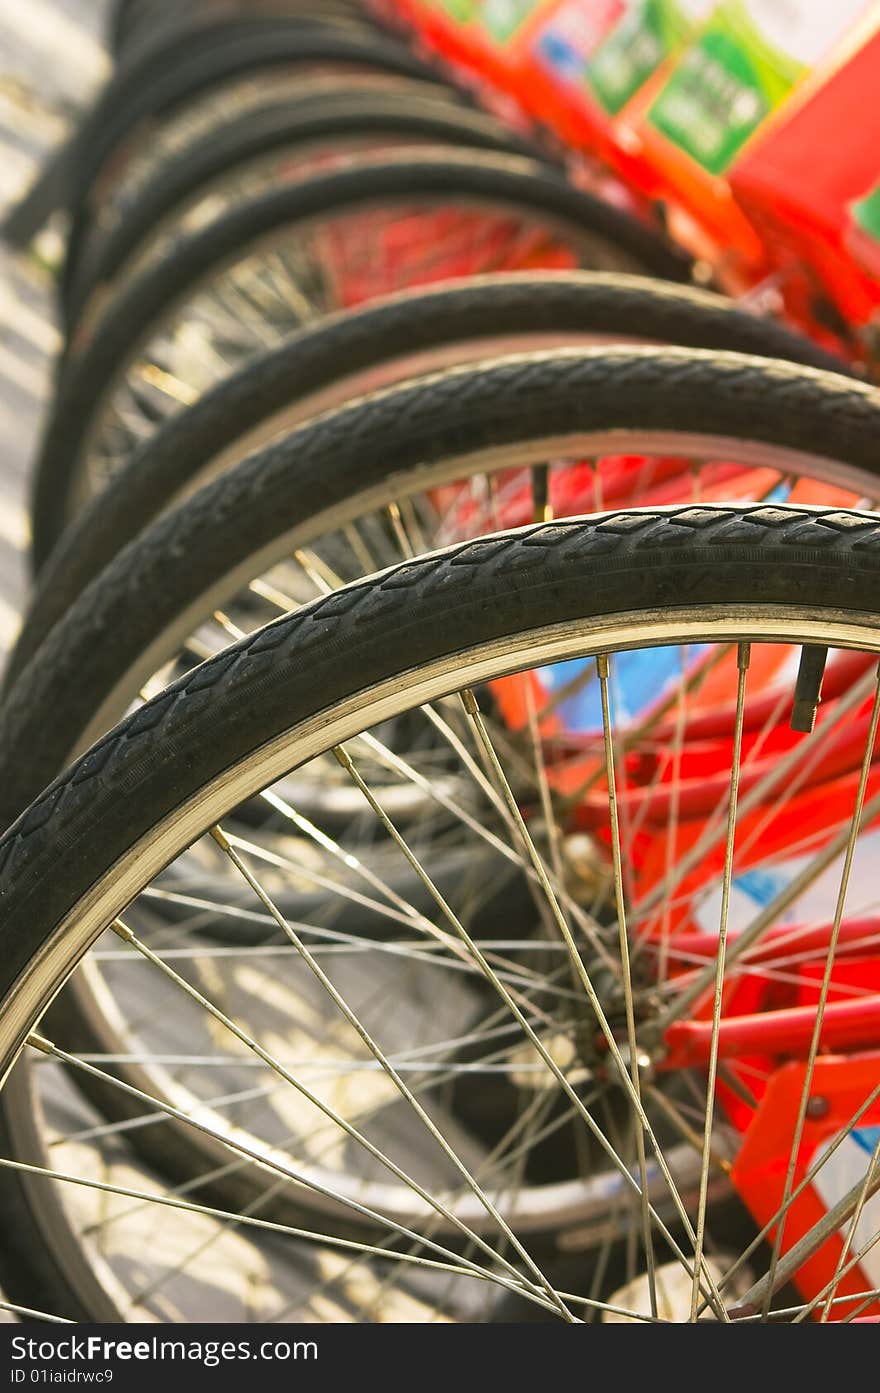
xmin=1 ymin=506 xmax=880 ymax=1321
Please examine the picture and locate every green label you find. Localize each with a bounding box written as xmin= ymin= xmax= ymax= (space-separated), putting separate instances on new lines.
xmin=647 ymin=0 xmax=871 ymax=175
xmin=533 ymin=0 xmax=714 ymax=118
xmin=589 ymin=0 xmax=709 ymax=114
xmin=478 ymin=0 xmax=541 ymax=43
xmin=437 ymin=0 xmax=478 ymax=19
xmin=852 ymin=181 xmax=880 ymax=246
xmin=646 ymin=2 xmax=803 ymax=174
xmin=533 ymin=0 xmax=631 ymax=97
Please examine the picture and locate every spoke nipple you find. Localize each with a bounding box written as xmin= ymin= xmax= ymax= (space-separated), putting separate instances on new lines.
xmin=461 ymin=688 xmax=480 ymax=717
xmin=530 ymin=465 xmax=552 ymax=524
xmin=26 ymin=1032 xmax=53 ymax=1055
xmin=737 ymin=641 xmax=751 ymax=672
xmin=596 ymin=654 xmax=610 ymax=680
xmin=806 ymin=1095 xmax=830 ymax=1119
xmin=331 ymin=744 xmax=354 ymax=771
xmin=208 ymin=825 xmax=231 ymax=851
xmin=110 ymin=918 xmax=135 ymax=942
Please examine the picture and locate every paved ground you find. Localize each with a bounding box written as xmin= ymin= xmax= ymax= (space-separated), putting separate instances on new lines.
xmin=0 ymin=0 xmax=108 ymax=1322
xmin=0 ymin=0 xmax=109 ymax=673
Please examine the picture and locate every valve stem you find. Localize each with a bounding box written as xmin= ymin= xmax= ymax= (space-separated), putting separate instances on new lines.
xmin=791 ymin=644 xmax=828 ymax=733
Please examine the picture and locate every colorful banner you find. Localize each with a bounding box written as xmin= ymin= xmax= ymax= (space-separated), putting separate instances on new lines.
xmin=851 ymin=178 xmax=880 ymax=247
xmin=647 ymin=0 xmax=873 ymax=175
xmin=589 ymin=0 xmax=715 ymax=114
xmin=478 ymin=0 xmax=542 ymax=42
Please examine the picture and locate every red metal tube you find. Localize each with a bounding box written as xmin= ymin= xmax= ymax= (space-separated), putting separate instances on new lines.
xmin=661 ymin=993 xmax=880 ymax=1070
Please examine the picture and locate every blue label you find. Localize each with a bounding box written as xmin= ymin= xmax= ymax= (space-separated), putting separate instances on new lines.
xmin=853 ymin=1127 xmax=880 ymax=1157
xmin=537 ymin=30 xmax=586 ymax=84
xmin=540 ymin=644 xmax=707 ymax=732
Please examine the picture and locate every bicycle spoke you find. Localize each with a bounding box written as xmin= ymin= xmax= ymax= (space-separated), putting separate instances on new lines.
xmin=103 ymin=913 xmax=558 ymax=1285
xmin=205 ymin=825 xmax=576 ymax=1320
xmin=760 ymin=663 xmax=880 ymax=1315
xmin=690 ymin=643 xmax=749 ymax=1320
xmin=0 ymin=1148 xmax=548 ymax=1308
xmin=820 ymin=1133 xmax=880 ymax=1321
xmin=27 ymin=1032 xmax=535 ymax=1298
xmin=597 ymin=653 xmax=658 ymax=1316
xmin=0 ymin=1299 xmax=72 ymax=1325
xmin=327 ymin=736 xmax=718 ymax=1301
xmin=459 ymin=685 xmax=728 ymax=1317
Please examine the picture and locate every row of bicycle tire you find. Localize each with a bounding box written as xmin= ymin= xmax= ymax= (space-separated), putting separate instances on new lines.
xmin=2 ymin=0 xmax=880 ymax=1325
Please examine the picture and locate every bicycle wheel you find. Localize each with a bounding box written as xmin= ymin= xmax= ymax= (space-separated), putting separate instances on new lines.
xmin=65 ymin=89 xmax=543 ymax=330
xmin=67 ymin=18 xmax=438 ymax=212
xmin=2 ymin=505 xmax=880 ymax=1322
xmin=58 ymin=20 xmax=447 ymax=304
xmin=12 ymin=342 xmax=870 ymax=716
xmin=107 ymin=3 xmax=366 ymax=59
xmin=33 ymin=154 xmax=690 ymax=568
xmin=6 ymin=348 xmax=880 ymax=1311
xmin=17 ymin=272 xmax=850 ymax=683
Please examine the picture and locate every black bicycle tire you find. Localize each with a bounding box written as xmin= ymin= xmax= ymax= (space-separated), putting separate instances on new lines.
xmin=108 ymin=3 xmax=366 ymax=59
xmin=59 ymin=22 xmax=447 ymax=297
xmin=70 ymin=18 xmax=437 ymax=206
xmin=2 ymin=502 xmax=880 ymax=1318
xmin=20 ymin=273 xmax=850 ymax=672
xmin=34 ymin=156 xmax=694 ymax=570
xmin=9 ymin=345 xmax=880 ymax=837
xmin=65 ymin=90 xmax=544 ymax=324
